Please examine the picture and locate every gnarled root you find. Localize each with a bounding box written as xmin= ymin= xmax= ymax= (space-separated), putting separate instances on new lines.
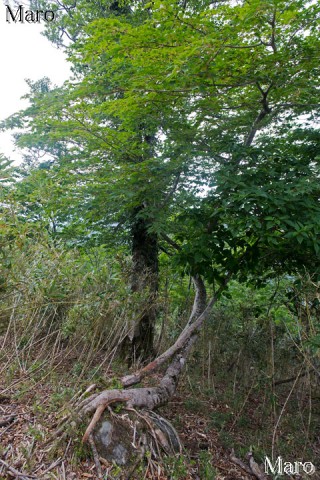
xmin=82 ymin=398 xmax=129 ymax=443
xmin=49 ymin=273 xmax=230 ymax=474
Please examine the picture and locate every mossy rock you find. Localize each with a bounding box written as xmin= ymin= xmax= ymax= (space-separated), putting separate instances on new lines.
xmin=93 ymin=410 xmax=181 ymax=466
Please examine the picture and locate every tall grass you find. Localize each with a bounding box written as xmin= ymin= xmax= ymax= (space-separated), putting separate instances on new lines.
xmin=0 ymin=235 xmax=153 ymax=382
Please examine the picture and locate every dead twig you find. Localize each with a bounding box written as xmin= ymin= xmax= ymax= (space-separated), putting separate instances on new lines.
xmin=41 ymin=457 xmax=63 ymax=476
xmin=0 ymin=418 xmax=18 ymax=438
xmin=88 ymin=433 xmax=103 ymax=479
xmin=230 ymin=449 xmax=270 ymax=480
xmin=248 ymin=452 xmax=269 ymax=480
xmin=230 ymin=449 xmax=255 ymax=477
xmin=274 ymin=368 xmax=312 ymax=386
xmin=125 ymin=433 xmax=147 ymax=480
xmin=0 ymin=415 xmax=15 ymax=427
xmin=0 ymin=458 xmax=38 ymax=479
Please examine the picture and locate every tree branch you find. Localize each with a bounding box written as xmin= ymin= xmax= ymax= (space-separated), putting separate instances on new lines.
xmin=245 ymin=83 xmax=273 ymax=147
xmin=161 ymin=233 xmax=181 ymax=251
xmin=121 ymin=272 xmax=230 ymax=388
xmin=158 ymin=172 xmax=181 ymax=210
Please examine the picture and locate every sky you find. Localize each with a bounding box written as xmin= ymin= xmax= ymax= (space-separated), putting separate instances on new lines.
xmin=0 ymin=7 xmax=70 ymax=162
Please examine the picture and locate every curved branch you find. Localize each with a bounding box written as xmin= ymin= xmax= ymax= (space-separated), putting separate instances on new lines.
xmin=186 ymin=275 xmax=207 ymax=326
xmin=80 ymin=331 xmax=197 ymax=417
xmin=121 ymin=273 xmax=230 ymax=388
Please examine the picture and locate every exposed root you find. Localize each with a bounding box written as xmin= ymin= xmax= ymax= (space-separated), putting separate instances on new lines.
xmin=125 ymin=433 xmax=147 ymax=479
xmin=121 ymin=274 xmax=228 ymax=389
xmin=41 ymin=273 xmax=228 ymax=475
xmin=82 ymin=398 xmax=129 ymax=443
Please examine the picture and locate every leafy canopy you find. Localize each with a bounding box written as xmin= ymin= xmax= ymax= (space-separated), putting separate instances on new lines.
xmin=2 ymin=0 xmax=320 ymax=280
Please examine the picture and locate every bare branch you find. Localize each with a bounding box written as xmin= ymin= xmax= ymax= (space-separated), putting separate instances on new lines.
xmin=158 ymin=172 xmax=181 ymax=210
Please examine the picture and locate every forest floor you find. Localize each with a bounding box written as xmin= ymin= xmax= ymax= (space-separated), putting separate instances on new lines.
xmin=0 ymin=349 xmax=319 ymax=480
xmin=0 ymin=370 xmax=268 ymax=480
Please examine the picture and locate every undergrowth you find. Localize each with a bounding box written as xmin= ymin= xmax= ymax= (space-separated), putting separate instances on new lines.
xmin=1 ymin=235 xmax=320 ymax=477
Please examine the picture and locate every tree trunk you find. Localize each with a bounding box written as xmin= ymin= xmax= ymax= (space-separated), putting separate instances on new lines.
xmin=77 ymin=273 xmax=233 ymax=463
xmin=80 ymin=274 xmax=226 ymax=414
xmin=128 ymin=205 xmax=159 ymax=364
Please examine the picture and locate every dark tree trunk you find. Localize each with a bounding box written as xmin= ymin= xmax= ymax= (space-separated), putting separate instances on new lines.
xmin=79 ymin=274 xmax=214 ymax=415
xmin=128 ymin=205 xmax=158 ymax=364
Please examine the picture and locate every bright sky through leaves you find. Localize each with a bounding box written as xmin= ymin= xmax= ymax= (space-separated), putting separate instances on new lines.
xmin=0 ymin=15 xmax=69 ymax=161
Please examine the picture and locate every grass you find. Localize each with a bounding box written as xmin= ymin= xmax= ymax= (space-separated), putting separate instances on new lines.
xmin=1 ymin=244 xmax=319 ymax=477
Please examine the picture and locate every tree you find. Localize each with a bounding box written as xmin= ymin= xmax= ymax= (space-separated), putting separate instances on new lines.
xmin=4 ymin=3 xmax=179 ymax=361
xmin=2 ymin=0 xmax=320 ymax=434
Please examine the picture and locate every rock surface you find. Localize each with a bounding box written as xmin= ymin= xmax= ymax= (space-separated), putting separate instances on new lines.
xmin=93 ymin=410 xmax=181 ymax=466
xmin=93 ymin=416 xmax=135 ymax=465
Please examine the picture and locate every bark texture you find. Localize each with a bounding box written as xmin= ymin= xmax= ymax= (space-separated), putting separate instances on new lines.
xmin=80 ymin=336 xmax=196 ymax=415
xmin=128 ymin=205 xmax=159 ymax=363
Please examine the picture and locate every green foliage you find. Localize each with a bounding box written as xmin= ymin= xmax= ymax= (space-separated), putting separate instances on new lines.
xmin=1 ymin=2 xmax=320 ymax=471
xmin=182 ymin=276 xmax=319 ymax=466
xmin=163 ymin=455 xmax=189 ymax=480
xmin=198 ymin=451 xmax=217 ymax=479
xmin=210 ymin=411 xmax=232 ymax=431
xmin=174 ymin=130 xmax=320 ymax=282
xmin=0 ymin=154 xmax=16 ymax=187
xmin=207 ymin=279 xmax=296 ymax=372
xmin=2 ymin=0 xmax=318 ymax=278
